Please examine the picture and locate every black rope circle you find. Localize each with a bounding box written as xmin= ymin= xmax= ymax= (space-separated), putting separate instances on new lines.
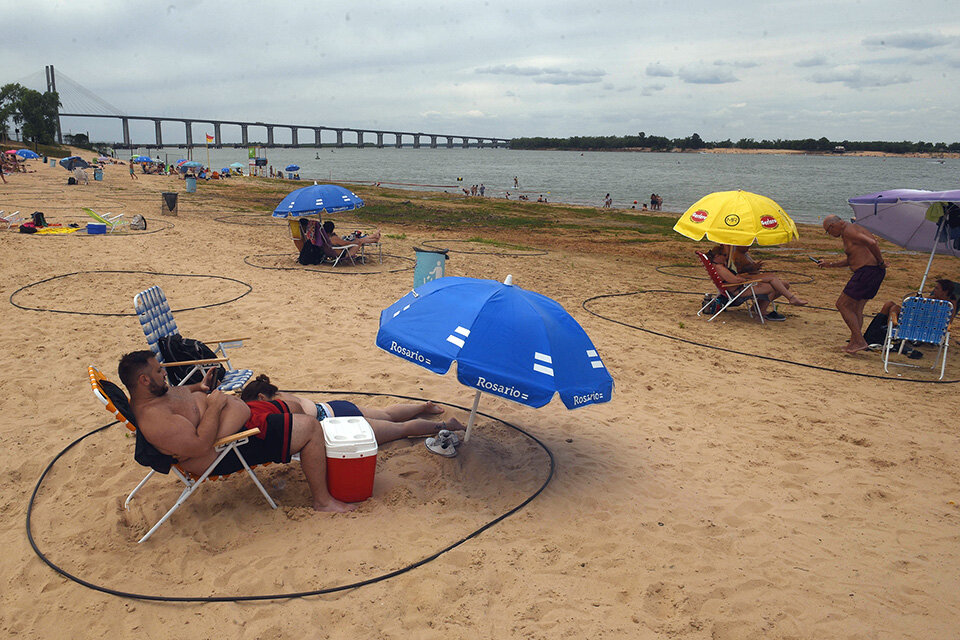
xmin=654 ymin=265 xmax=816 ymax=285
xmin=243 ymin=253 xmax=415 ymax=275
xmin=26 ymin=390 xmax=555 ymax=602
xmin=583 ymin=289 xmax=959 ymax=384
xmin=13 ymin=216 xmax=175 ymax=236
xmin=214 ymin=214 xmax=277 ymax=226
xmin=9 ymin=271 xmax=252 ymax=317
xmin=422 ymin=239 xmax=547 ymax=256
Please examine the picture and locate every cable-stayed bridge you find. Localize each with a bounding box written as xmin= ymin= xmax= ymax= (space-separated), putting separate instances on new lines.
xmin=15 ymin=67 xmax=511 ymax=150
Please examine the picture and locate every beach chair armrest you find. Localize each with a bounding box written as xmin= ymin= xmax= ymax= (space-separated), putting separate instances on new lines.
xmin=215 ymin=428 xmax=260 ymax=447
xmin=720 ymin=280 xmax=762 ymax=289
xmin=202 ymin=337 xmax=250 ymax=346
xmin=159 ymin=357 xmax=229 ymax=367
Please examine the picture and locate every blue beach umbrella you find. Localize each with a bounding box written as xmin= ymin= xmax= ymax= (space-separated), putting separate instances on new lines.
xmin=229 ymin=162 xmax=244 ymax=169
xmin=59 ymin=156 xmax=90 ymax=170
xmin=16 ymin=149 xmax=40 ymax=159
xmin=180 ymin=161 xmax=203 ymax=169
xmin=376 ymin=275 xmax=614 ymax=442
xmin=285 ymin=164 xmax=300 ymax=172
xmin=272 ymin=183 xmax=365 ymax=219
xmin=131 ymin=155 xmax=153 ymax=163
xmin=220 ymin=167 xmax=231 ymax=174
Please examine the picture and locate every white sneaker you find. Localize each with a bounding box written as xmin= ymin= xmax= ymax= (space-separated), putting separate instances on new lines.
xmin=426 ymin=431 xmax=458 ymax=457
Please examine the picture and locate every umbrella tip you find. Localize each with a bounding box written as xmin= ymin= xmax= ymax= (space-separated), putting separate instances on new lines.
xmin=503 ymin=274 xmax=513 ymax=285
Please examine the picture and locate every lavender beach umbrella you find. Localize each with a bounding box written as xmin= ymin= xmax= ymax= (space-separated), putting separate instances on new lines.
xmin=848 ymin=189 xmax=960 ymax=292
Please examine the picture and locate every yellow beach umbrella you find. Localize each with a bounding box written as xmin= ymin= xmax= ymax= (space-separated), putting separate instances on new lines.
xmin=673 ymin=190 xmax=799 ymax=246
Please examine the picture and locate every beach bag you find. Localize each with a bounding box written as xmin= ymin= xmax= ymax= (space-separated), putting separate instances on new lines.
xmin=130 ymin=214 xmax=147 ymax=230
xmin=298 ymin=238 xmax=325 ymax=265
xmin=31 ymin=211 xmax=47 ymax=227
xmin=67 ymin=177 xmax=77 ymax=185
xmin=863 ymin=312 xmax=889 ymax=346
xmin=157 ymin=334 xmax=225 ymax=387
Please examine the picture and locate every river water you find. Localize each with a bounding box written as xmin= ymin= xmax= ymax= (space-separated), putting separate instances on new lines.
xmin=143 ymin=147 xmax=958 ymax=225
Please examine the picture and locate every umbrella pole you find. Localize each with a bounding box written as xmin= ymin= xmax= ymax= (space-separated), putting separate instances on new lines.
xmin=918 ymin=218 xmax=944 ymax=295
xmin=463 ymin=390 xmax=482 ymax=443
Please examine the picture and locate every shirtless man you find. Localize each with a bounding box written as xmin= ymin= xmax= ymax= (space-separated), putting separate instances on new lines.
xmin=819 ymin=215 xmax=886 ymax=354
xmin=118 ymin=350 xmax=355 ymax=513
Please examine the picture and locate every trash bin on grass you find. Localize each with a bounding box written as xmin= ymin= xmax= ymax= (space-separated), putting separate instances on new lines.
xmin=413 ymin=247 xmax=449 ymax=288
xmin=161 ymin=192 xmax=178 ymax=216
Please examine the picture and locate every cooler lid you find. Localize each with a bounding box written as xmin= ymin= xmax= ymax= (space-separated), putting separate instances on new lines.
xmin=322 ymin=416 xmax=378 ymax=457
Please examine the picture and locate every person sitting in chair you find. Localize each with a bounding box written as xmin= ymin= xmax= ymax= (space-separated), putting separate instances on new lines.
xmin=706 ymin=245 xmax=808 ymax=321
xmin=119 ymin=351 xmax=360 ymax=513
xmin=731 ymin=245 xmax=764 ymax=275
xmin=240 ymin=374 xmax=464 ymax=444
xmin=863 ymin=279 xmax=959 ymax=355
xmin=323 ymin=220 xmax=381 ymax=258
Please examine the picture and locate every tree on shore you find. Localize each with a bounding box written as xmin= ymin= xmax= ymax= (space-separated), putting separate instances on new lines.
xmin=511 ymin=132 xmax=960 ymax=154
xmin=0 ymin=82 xmax=61 ymax=146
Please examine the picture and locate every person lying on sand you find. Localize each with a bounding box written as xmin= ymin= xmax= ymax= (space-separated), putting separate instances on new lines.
xmin=240 ymin=374 xmax=464 ymax=444
xmin=706 ymin=244 xmax=808 ymax=321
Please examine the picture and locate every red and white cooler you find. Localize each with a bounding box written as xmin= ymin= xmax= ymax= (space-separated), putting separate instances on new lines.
xmin=322 ymin=416 xmax=378 ymax=502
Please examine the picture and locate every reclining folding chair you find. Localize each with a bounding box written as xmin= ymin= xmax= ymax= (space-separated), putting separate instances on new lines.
xmin=1 ymin=210 xmax=24 ymax=229
xmin=695 ymin=251 xmax=766 ymax=324
xmin=318 ymin=226 xmax=359 ymax=266
xmin=882 ymin=296 xmax=952 ymax=379
xmin=134 ymin=285 xmax=253 ymax=392
xmin=82 ymin=206 xmax=127 ymax=232
xmin=88 ymin=366 xmax=283 ymax=543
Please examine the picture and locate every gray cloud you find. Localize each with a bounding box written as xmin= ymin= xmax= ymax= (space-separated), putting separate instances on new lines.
xmin=476 ymin=65 xmax=605 ymax=85
xmin=645 ymin=63 xmax=674 ymax=78
xmin=795 ymin=55 xmax=828 ymax=68
xmin=641 ymin=83 xmax=666 ymax=96
xmin=714 ymin=60 xmax=759 ymax=69
xmin=862 ymin=32 xmax=958 ymax=50
xmin=679 ymin=67 xmax=738 ymax=84
xmin=810 ymin=66 xmax=913 ymax=89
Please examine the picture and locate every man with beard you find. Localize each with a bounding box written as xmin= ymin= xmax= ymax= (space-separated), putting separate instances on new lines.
xmin=117 ymin=350 xmax=355 ymax=513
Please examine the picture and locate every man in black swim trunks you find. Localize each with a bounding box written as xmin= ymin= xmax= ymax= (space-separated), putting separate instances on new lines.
xmin=820 ymin=215 xmax=886 ymax=354
xmin=118 ymin=351 xmax=356 ymax=513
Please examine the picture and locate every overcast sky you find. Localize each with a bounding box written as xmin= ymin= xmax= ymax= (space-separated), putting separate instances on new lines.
xmin=7 ymin=0 xmax=960 ymax=144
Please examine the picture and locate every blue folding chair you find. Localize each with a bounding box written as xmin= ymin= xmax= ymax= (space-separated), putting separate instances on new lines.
xmin=882 ymin=296 xmax=952 ymax=380
xmin=134 ymin=285 xmax=253 ymax=392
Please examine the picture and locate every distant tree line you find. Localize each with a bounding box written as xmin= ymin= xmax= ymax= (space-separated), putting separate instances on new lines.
xmin=510 ymin=132 xmax=960 ymax=154
xmin=0 ymin=83 xmax=61 ymax=146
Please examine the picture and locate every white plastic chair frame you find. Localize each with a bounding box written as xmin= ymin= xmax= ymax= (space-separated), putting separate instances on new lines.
xmin=1 ymin=210 xmax=24 ymax=229
xmin=695 ymin=251 xmax=765 ymax=324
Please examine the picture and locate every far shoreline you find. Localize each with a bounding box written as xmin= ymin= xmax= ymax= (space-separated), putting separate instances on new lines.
xmin=533 ymin=147 xmax=960 ymax=159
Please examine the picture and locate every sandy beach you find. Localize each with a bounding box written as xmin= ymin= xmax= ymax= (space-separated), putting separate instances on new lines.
xmin=2 ymin=151 xmax=958 ymax=639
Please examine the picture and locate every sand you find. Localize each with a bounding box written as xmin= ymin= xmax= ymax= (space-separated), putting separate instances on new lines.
xmin=1 ymin=153 xmax=959 ymax=639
